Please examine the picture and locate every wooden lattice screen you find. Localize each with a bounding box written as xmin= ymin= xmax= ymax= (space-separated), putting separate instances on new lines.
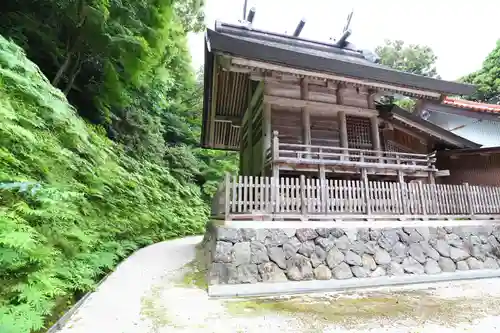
xmin=385 ymin=140 xmax=411 ymax=154
xmin=346 ymin=116 xmax=372 ymax=149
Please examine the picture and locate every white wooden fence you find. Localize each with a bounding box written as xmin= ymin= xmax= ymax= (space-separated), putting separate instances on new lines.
xmin=211 ymin=174 xmax=500 ymax=220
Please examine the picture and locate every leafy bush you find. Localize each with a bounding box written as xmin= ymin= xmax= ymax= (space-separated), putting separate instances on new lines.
xmin=0 ymin=36 xmax=207 ymax=333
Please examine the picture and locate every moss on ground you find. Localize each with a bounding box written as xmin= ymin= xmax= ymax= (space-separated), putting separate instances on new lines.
xmin=225 ymin=291 xmax=500 ymax=329
xmin=179 ymin=260 xmax=208 ymax=289
xmin=176 ymin=244 xmax=208 ymax=290
xmin=140 ymin=283 xmax=176 ymax=332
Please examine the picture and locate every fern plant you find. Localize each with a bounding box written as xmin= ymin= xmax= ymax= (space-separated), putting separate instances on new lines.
xmin=0 ymin=35 xmax=208 ymax=333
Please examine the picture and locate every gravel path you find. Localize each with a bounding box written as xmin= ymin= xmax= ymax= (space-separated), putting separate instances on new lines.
xmin=59 ymin=236 xmax=500 ymax=333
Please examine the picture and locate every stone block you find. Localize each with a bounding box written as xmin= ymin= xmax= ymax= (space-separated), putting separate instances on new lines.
xmin=361 ymin=254 xmax=377 ymax=271
xmin=408 ymin=243 xmax=426 ymax=264
xmin=232 ymin=242 xmax=251 ymax=266
xmin=402 ymin=257 xmax=424 ymax=274
xmin=258 ymin=262 xmax=287 ymax=282
xmin=345 ymin=250 xmax=362 ymax=266
xmin=268 ymin=246 xmax=286 ymax=269
xmin=332 ymin=262 xmax=353 ymax=279
xmin=214 ymin=241 xmax=233 ymax=263
xmin=296 ymin=228 xmax=318 ymax=242
xmin=326 ymin=248 xmax=345 ymax=268
xmin=424 ymin=259 xmax=441 ymax=275
xmin=217 ymin=228 xmax=242 ymax=243
xmin=314 ymin=265 xmax=332 ymax=280
xmin=298 ymin=240 xmax=315 ymax=257
xmin=374 ymin=248 xmax=391 ymax=265
xmin=250 ymin=241 xmax=269 ymax=264
xmin=283 ymin=237 xmax=301 ymax=259
xmin=235 ymin=264 xmax=260 ymax=283
xmin=449 ymin=247 xmax=470 ymax=262
xmin=371 ymin=266 xmax=386 ymax=277
xmin=438 ymin=257 xmax=456 ymax=272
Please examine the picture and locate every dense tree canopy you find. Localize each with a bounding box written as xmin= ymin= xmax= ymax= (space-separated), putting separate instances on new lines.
xmin=461 ymin=40 xmax=500 ymax=103
xmin=0 ymin=0 xmax=205 ymax=159
xmin=376 ymin=39 xmax=440 ymax=78
xmin=0 ymin=1 xmax=237 ymax=332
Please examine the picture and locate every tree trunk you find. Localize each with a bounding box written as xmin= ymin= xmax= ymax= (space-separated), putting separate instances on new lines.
xmin=63 ymin=53 xmax=82 ymax=96
xmin=52 ymin=54 xmax=72 ymax=87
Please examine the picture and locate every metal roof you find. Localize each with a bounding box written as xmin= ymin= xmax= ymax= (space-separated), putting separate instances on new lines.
xmin=379 ymin=105 xmax=481 ymax=149
xmin=206 ymin=22 xmax=476 ymax=96
xmin=442 ymin=97 xmax=500 ymax=114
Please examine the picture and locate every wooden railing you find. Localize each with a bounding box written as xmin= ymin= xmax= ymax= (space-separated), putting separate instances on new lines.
xmin=276 ymin=143 xmax=435 ymax=171
xmin=212 ymin=174 xmax=500 ymax=220
xmin=265 ymin=132 xmax=437 ymax=173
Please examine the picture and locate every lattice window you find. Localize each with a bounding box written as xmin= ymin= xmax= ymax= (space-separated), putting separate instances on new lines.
xmin=392 ymin=129 xmax=427 ymax=153
xmin=346 ymin=116 xmax=372 ymax=149
xmin=385 ymin=140 xmax=411 ymax=154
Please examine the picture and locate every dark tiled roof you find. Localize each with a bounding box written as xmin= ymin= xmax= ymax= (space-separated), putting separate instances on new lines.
xmin=207 ymin=22 xmax=476 ymax=96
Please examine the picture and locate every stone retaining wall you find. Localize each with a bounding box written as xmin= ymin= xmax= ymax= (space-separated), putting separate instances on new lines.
xmin=202 ymin=223 xmax=500 ymax=285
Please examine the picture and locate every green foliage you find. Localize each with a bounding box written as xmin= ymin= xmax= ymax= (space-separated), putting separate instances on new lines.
xmin=0 ymin=35 xmax=208 ymax=333
xmin=394 ymin=98 xmax=417 ymax=113
xmin=461 ymin=40 xmax=500 ymax=103
xmin=376 ymin=40 xmax=440 ymax=78
xmin=0 ymin=0 xmax=205 ymax=160
xmin=375 ymin=39 xmax=441 ymax=112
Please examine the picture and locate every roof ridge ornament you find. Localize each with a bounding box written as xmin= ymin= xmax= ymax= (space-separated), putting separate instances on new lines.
xmin=239 ymin=0 xmax=256 ymax=28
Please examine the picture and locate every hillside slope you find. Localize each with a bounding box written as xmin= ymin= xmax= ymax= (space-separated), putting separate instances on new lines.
xmin=0 ymin=36 xmax=207 ymax=333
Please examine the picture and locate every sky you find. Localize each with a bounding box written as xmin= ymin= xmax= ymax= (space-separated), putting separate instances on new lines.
xmin=188 ymin=0 xmax=499 ymax=80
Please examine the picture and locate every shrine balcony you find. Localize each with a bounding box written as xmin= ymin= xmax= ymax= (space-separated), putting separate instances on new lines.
xmin=211 ymin=174 xmax=500 ymax=222
xmin=265 ymin=134 xmax=450 ymax=178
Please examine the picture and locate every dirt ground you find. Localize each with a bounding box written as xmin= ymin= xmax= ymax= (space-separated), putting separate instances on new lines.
xmin=59 ymin=236 xmax=500 ymax=333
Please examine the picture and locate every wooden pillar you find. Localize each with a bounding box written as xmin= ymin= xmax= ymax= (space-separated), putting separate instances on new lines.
xmin=271 ymin=131 xmax=280 ymax=215
xmin=272 ymin=131 xmax=280 ymax=179
xmin=360 ymin=153 xmax=370 ymax=215
xmin=262 ymin=103 xmax=271 ymax=175
xmin=370 ymin=116 xmax=382 ymax=163
xmin=427 ymin=173 xmax=436 ymax=184
xmin=370 ymin=116 xmax=381 ymax=151
xmin=367 ymin=89 xmax=376 ymax=109
xmin=247 ymin=84 xmax=254 ymax=175
xmin=208 ymin=58 xmax=218 ymax=147
xmin=300 ymin=79 xmax=311 ymax=158
xmin=338 ymin=111 xmax=348 ymax=159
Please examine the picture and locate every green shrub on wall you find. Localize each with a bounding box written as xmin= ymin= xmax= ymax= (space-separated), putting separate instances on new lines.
xmin=0 ymin=36 xmax=207 ymax=333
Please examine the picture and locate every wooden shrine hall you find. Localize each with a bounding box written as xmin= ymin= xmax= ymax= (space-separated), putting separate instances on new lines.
xmin=202 ymin=19 xmax=500 ymax=222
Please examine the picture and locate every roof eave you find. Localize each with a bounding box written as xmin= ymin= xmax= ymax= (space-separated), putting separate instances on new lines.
xmin=438 ymin=146 xmax=500 ymax=156
xmin=206 ymin=28 xmax=476 ymax=96
xmin=422 ymin=101 xmax=500 ymax=122
xmin=384 ymin=105 xmax=481 ymax=149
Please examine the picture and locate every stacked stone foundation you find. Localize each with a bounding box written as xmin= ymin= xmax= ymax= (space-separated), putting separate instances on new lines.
xmin=202 ymin=222 xmax=500 ymax=287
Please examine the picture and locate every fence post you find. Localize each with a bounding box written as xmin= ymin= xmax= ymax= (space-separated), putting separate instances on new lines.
xmin=318 ymin=148 xmax=327 ymax=213
xmin=272 ymin=131 xmax=279 ymax=161
xmin=360 ymin=153 xmax=370 ymax=215
xmin=464 ymin=182 xmax=474 ymax=216
xmin=224 ymin=173 xmax=230 ymax=220
xmin=271 ymin=131 xmax=280 ymax=216
xmin=418 ymin=180 xmax=426 ymax=217
xmin=300 ymin=174 xmax=306 ymax=218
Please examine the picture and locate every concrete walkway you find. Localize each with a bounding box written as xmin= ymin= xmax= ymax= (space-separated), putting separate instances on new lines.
xmin=59 ymin=236 xmax=500 ymax=333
